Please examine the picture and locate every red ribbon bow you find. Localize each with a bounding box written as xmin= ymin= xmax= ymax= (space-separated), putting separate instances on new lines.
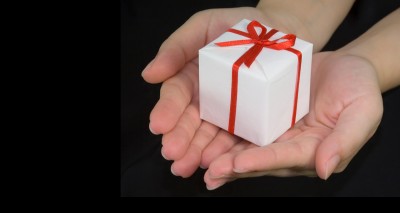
xmin=215 ymin=20 xmax=302 ymax=134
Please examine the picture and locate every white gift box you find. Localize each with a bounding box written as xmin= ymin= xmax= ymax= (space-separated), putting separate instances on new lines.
xmin=199 ymin=19 xmax=313 ymax=146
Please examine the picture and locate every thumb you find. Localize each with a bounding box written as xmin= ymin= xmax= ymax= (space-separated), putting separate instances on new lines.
xmin=315 ymin=94 xmax=383 ymax=180
xmin=141 ymin=11 xmax=211 ymax=84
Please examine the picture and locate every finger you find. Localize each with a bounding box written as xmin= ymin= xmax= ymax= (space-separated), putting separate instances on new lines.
xmin=232 ymin=168 xmax=317 ymax=178
xmin=206 ymin=142 xmax=317 ymax=190
xmin=204 ymin=172 xmax=236 ymax=191
xmin=207 ymin=141 xmax=252 ymax=178
xmin=232 ymin=137 xmax=320 ymax=174
xmin=149 ymin=62 xmax=198 ymax=134
xmin=161 ymin=102 xmax=201 ymax=161
xmin=200 ymin=130 xmax=242 ymax=169
xmin=204 ymin=141 xmax=250 ymax=190
xmin=206 ymin=168 xmax=316 ymax=191
xmin=315 ymin=94 xmax=383 ymax=180
xmin=171 ymin=121 xmax=219 ymax=178
xmin=141 ymin=11 xmax=212 ymax=83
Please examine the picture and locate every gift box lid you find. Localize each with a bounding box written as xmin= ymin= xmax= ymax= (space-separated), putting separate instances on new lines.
xmin=200 ymin=19 xmax=313 ymax=81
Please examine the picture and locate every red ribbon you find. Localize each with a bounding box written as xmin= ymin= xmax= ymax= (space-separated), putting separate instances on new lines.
xmin=215 ymin=20 xmax=302 ymax=134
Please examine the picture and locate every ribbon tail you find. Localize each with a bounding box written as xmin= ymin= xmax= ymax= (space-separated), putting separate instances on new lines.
xmin=243 ymin=45 xmax=263 ymax=67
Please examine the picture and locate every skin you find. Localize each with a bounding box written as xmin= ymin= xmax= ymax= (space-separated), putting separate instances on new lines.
xmin=141 ymin=1 xmax=400 ymax=190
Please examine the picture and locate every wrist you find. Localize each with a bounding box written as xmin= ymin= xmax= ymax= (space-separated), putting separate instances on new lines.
xmin=255 ymin=4 xmax=317 ymax=50
xmin=331 ymin=49 xmax=386 ymax=92
xmin=335 ymin=9 xmax=400 ymax=92
xmin=256 ymin=0 xmax=355 ymax=52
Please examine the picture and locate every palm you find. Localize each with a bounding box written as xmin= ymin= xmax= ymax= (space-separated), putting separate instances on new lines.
xmin=145 ymin=8 xmax=295 ymax=177
xmin=203 ymin=52 xmax=383 ymax=189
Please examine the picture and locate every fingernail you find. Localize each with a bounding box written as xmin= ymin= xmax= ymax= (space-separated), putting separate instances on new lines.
xmin=209 ymin=173 xmax=226 ymax=179
xmin=141 ymin=59 xmax=155 ymax=77
xmin=161 ymin=147 xmax=169 ymax=160
xmin=206 ymin=183 xmax=225 ymax=191
xmin=233 ymin=167 xmax=248 ymax=173
xmin=170 ymin=166 xmax=177 ymax=176
xmin=324 ymin=155 xmax=340 ymax=180
xmin=199 ymin=164 xmax=206 ymax=169
xmin=149 ymin=123 xmax=159 ymax=135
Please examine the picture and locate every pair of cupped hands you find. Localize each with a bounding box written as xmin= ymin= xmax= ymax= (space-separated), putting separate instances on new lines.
xmin=141 ymin=8 xmax=383 ymax=190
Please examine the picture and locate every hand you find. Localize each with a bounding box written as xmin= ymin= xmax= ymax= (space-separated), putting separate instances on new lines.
xmin=142 ymin=7 xmax=301 ymax=178
xmin=203 ymin=52 xmax=383 ymax=190
xmin=142 ymin=5 xmax=397 ymax=191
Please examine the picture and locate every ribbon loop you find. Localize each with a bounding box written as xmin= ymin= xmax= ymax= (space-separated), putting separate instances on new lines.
xmin=216 ymin=20 xmax=296 ymax=68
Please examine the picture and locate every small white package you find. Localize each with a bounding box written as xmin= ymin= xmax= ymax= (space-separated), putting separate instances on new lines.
xmin=199 ymin=19 xmax=313 ymax=146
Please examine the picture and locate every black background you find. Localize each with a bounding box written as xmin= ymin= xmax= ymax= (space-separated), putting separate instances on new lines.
xmin=121 ymin=0 xmax=400 ymax=196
